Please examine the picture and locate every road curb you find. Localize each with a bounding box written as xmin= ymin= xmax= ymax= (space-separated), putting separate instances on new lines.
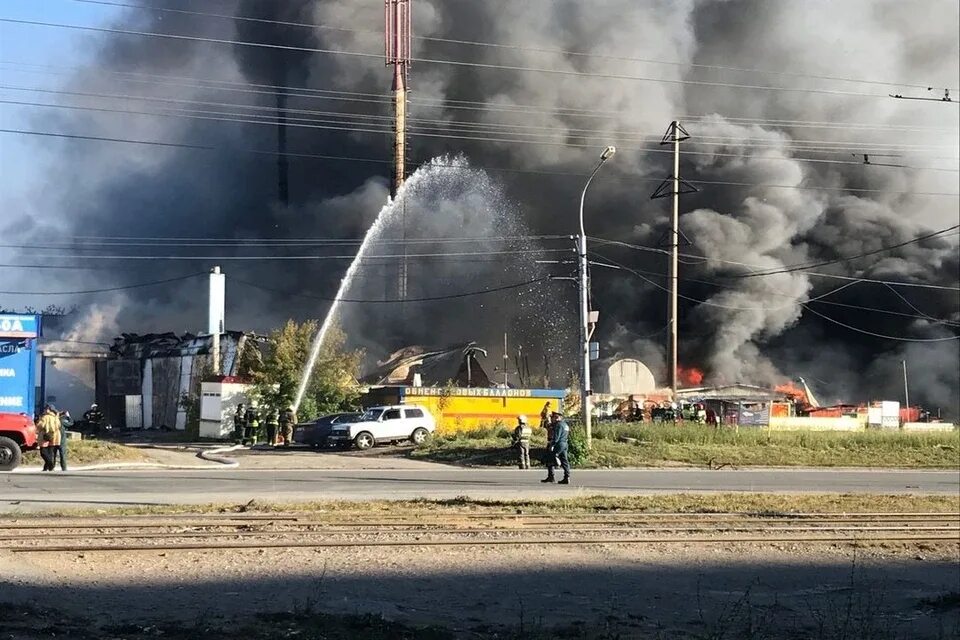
xmin=5 ymin=444 xmax=244 ymax=474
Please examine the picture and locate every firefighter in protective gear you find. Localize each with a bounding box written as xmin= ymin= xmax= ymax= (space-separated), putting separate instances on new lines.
xmin=279 ymin=406 xmax=297 ymax=447
xmin=265 ymin=409 xmax=279 ymax=447
xmin=36 ymin=405 xmax=62 ymax=472
xmin=512 ymin=415 xmax=532 ymax=469
xmin=243 ymin=405 xmax=260 ymax=445
xmin=233 ymin=404 xmax=246 ymax=443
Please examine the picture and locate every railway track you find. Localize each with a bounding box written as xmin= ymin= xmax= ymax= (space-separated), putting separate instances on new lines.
xmin=2 ymin=511 xmax=957 ymax=553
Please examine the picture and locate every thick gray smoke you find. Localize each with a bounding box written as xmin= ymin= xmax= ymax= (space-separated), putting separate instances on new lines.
xmin=3 ymin=0 xmax=958 ymax=413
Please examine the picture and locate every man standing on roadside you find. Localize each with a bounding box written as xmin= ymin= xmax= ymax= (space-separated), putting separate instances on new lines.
xmin=56 ymin=410 xmax=73 ymax=471
xmin=541 ymin=411 xmax=571 ymax=484
xmin=36 ymin=405 xmax=61 ymax=472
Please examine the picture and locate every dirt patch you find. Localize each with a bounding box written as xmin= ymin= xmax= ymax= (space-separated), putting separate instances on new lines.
xmin=3 ymin=541 xmax=958 ymax=639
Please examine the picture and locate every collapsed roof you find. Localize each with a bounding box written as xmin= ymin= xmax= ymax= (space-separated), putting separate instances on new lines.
xmin=361 ymin=342 xmax=492 ymax=387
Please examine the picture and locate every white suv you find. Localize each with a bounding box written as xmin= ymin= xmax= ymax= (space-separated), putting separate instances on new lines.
xmin=328 ymin=405 xmax=436 ymax=450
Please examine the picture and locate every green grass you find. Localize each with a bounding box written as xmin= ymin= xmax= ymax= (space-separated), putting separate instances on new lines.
xmin=21 ymin=440 xmax=149 ymax=467
xmin=413 ymin=422 xmax=960 ymax=468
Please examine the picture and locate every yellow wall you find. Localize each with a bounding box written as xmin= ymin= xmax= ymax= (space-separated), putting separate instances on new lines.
xmin=404 ymin=390 xmax=562 ymax=434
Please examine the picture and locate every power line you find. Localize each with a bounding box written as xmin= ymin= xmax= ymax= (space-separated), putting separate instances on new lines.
xmin=7 ymin=83 xmax=956 ymax=159
xmin=5 ymin=61 xmax=958 ymax=136
xmin=63 ymin=0 xmax=954 ymax=93
xmin=589 ymin=250 xmax=960 ymax=326
xmin=4 ymin=18 xmax=950 ymax=101
xmin=799 ymin=304 xmax=959 ymax=342
xmin=589 ymin=237 xmax=960 ymax=291
xmin=12 ymin=248 xmax=571 ymax=261
xmin=727 ymin=225 xmax=960 ymax=278
xmin=0 ymin=235 xmax=571 ymax=249
xmin=594 ymin=253 xmax=959 ymax=341
xmin=231 ymin=276 xmax=550 ymax=304
xmin=0 ymin=273 xmax=204 ymax=295
xmin=4 ymin=128 xmax=959 ymax=198
xmin=6 ymin=97 xmax=958 ymax=172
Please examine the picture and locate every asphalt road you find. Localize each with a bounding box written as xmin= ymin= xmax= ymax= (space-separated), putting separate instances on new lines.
xmin=2 ymin=468 xmax=958 ymax=511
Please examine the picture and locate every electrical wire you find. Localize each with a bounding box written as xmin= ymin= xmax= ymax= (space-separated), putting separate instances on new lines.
xmin=62 ymin=0 xmax=955 ymax=93
xmin=4 ymin=61 xmax=958 ymax=136
xmin=7 ymin=83 xmax=956 ymax=159
xmin=4 ymin=127 xmax=959 ymax=198
xmin=725 ymin=225 xmax=960 ymax=278
xmin=588 ymin=250 xmax=960 ymax=326
xmin=798 ymin=304 xmax=959 ymax=342
xmin=593 ymin=253 xmax=959 ymax=341
xmin=588 ymin=237 xmax=960 ymax=291
xmin=5 ymin=18 xmax=951 ymax=101
xmin=6 ymin=97 xmax=958 ymax=171
xmin=0 ymin=272 xmax=204 ymax=295
xmin=881 ymin=282 xmax=957 ymax=325
xmin=0 ymin=235 xmax=571 ymax=249
xmin=230 ymin=276 xmax=550 ymax=304
xmin=12 ymin=248 xmax=571 ymax=261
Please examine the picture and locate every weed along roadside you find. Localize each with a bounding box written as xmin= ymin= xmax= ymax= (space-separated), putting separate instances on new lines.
xmin=411 ymin=422 xmax=960 ymax=468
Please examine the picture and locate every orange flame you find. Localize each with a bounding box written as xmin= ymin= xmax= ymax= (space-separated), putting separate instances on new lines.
xmin=678 ymin=366 xmax=704 ymax=386
xmin=775 ymin=381 xmax=807 ymax=403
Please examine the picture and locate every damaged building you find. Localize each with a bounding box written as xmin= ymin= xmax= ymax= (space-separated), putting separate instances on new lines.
xmin=97 ymin=332 xmax=257 ymax=430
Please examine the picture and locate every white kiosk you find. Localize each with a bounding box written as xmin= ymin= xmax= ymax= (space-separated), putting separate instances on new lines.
xmin=199 ymin=376 xmax=252 ymax=439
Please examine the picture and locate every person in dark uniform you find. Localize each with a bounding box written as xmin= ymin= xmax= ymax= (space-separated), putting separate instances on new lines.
xmin=56 ymin=410 xmax=73 ymax=471
xmin=541 ymin=412 xmax=571 ymax=484
xmin=265 ymin=408 xmax=279 ymax=447
xmin=234 ymin=404 xmax=246 ymax=443
xmin=83 ymin=403 xmax=105 ymax=434
xmin=279 ymin=406 xmax=297 ymax=447
xmin=243 ymin=405 xmax=260 ymax=445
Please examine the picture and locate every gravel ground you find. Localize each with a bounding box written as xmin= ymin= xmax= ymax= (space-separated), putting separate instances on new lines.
xmin=2 ymin=540 xmax=958 ymax=638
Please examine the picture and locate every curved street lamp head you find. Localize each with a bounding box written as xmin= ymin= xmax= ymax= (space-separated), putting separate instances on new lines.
xmin=600 ymin=145 xmax=617 ymax=162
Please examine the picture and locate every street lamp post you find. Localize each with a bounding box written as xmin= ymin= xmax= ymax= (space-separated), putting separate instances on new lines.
xmin=579 ymin=145 xmax=616 ymax=450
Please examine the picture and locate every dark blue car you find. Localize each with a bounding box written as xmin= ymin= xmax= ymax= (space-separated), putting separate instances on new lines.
xmin=294 ymin=413 xmax=363 ymax=448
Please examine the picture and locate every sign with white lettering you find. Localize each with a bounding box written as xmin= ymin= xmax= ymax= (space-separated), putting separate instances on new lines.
xmin=0 ymin=314 xmax=40 ymax=339
xmin=0 ymin=337 xmax=35 ymax=415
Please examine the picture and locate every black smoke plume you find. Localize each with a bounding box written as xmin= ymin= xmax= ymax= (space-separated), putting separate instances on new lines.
xmin=4 ymin=0 xmax=958 ymax=414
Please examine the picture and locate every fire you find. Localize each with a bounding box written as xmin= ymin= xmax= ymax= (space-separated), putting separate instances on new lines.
xmin=678 ymin=366 xmax=704 ymax=386
xmin=775 ymin=381 xmax=808 ymax=403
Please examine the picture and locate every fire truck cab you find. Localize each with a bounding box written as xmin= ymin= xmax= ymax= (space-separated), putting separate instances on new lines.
xmin=0 ymin=412 xmax=38 ymax=471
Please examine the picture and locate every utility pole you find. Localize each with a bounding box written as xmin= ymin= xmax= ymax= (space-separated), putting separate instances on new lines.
xmin=902 ymin=360 xmax=910 ymax=410
xmin=651 ymin=121 xmax=695 ymax=398
xmin=208 ymin=266 xmax=225 ymax=376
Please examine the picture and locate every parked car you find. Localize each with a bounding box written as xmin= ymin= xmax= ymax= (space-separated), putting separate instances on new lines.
xmin=294 ymin=412 xmax=362 ymax=448
xmin=0 ymin=412 xmax=38 ymax=472
xmin=328 ymin=405 xmax=435 ymax=450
